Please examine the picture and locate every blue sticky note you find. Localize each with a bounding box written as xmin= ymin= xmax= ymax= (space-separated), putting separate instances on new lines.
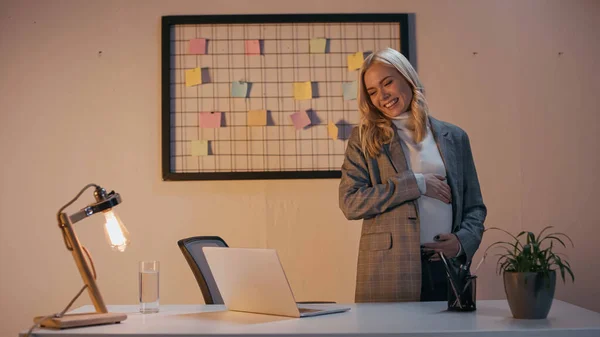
xmin=232 ymin=81 xmax=248 ymax=98
xmin=343 ymin=81 xmax=358 ymax=101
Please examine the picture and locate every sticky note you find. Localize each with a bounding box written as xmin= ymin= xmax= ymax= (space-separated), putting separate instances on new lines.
xmin=327 ymin=122 xmax=338 ymax=140
xmin=191 ymin=140 xmax=208 ymax=156
xmin=343 ymin=81 xmax=358 ymax=100
xmin=231 ymin=81 xmax=248 ymax=98
xmin=290 ymin=110 xmax=311 ymax=130
xmin=199 ymin=112 xmax=221 ymax=128
xmin=189 ymin=38 xmax=207 ymax=54
xmin=310 ymin=38 xmax=327 ymax=53
xmin=347 ymin=51 xmax=364 ymax=71
xmin=248 ymin=110 xmax=267 ymax=126
xmin=293 ymin=82 xmax=312 ymax=100
xmin=185 ymin=67 xmax=202 ymax=87
xmin=245 ymin=40 xmax=261 ymax=55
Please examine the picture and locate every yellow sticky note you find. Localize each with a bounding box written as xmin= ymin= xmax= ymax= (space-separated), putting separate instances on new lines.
xmin=185 ymin=67 xmax=202 ymax=87
xmin=328 ymin=122 xmax=338 ymax=140
xmin=293 ymin=82 xmax=312 ymax=100
xmin=248 ymin=110 xmax=267 ymax=126
xmin=347 ymin=52 xmax=364 ymax=71
xmin=310 ymin=38 xmax=327 ymax=53
xmin=191 ymin=140 xmax=208 ymax=156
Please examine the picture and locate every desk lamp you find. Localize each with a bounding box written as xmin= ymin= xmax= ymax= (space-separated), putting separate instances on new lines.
xmin=35 ymin=183 xmax=130 ymax=329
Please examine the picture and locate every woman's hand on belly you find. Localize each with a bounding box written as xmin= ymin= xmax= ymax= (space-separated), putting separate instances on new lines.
xmin=423 ymin=174 xmax=452 ymax=204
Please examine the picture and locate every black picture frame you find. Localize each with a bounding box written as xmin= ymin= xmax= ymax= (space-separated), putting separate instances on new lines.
xmin=162 ymin=13 xmax=412 ymax=181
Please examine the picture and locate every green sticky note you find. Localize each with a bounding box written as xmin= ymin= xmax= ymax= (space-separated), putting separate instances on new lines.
xmin=310 ymin=38 xmax=327 ymax=53
xmin=191 ymin=140 xmax=208 ymax=156
xmin=232 ymin=81 xmax=248 ymax=98
xmin=343 ymin=81 xmax=358 ymax=100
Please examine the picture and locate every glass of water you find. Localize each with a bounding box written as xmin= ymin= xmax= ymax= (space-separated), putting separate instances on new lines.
xmin=139 ymin=261 xmax=160 ymax=313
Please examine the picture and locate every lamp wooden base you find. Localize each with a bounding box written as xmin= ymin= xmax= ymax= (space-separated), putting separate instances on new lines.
xmin=35 ymin=312 xmax=127 ymax=329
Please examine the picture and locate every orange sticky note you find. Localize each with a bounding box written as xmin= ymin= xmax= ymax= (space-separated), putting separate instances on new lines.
xmin=245 ymin=40 xmax=261 ymax=55
xmin=191 ymin=140 xmax=208 ymax=156
xmin=293 ymin=82 xmax=312 ymax=100
xmin=328 ymin=122 xmax=338 ymax=140
xmin=347 ymin=51 xmax=364 ymax=71
xmin=248 ymin=110 xmax=267 ymax=126
xmin=189 ymin=38 xmax=207 ymax=54
xmin=185 ymin=67 xmax=202 ymax=87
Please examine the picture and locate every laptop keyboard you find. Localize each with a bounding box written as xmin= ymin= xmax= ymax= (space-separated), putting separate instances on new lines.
xmin=298 ymin=307 xmax=322 ymax=313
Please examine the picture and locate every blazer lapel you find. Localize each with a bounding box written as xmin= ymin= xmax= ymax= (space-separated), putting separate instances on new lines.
xmin=383 ymin=123 xmax=409 ymax=174
xmin=429 ymin=117 xmax=459 ymax=230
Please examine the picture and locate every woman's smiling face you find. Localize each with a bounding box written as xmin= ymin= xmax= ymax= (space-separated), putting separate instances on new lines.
xmin=363 ymin=62 xmax=413 ymax=118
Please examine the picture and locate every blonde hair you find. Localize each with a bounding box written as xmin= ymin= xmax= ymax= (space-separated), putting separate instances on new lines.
xmin=358 ymin=48 xmax=429 ymax=158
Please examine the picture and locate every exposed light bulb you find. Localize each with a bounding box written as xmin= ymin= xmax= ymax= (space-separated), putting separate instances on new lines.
xmin=103 ymin=210 xmax=130 ymax=252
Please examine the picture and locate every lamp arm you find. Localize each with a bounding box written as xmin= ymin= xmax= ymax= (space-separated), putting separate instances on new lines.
xmin=57 ymin=184 xmax=99 ymax=251
xmin=69 ymin=209 xmax=91 ymax=225
xmin=59 ymin=212 xmax=109 ymax=313
xmin=56 ymin=183 xmax=110 ymax=314
xmin=57 ymin=183 xmax=99 ymax=218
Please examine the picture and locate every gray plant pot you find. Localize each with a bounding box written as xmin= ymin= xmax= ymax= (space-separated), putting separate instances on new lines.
xmin=503 ymin=271 xmax=556 ymax=319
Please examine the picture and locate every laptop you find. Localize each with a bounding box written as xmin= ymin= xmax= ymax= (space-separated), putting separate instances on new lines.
xmin=202 ymin=247 xmax=351 ymax=318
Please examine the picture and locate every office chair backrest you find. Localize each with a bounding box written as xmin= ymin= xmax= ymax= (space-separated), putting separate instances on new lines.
xmin=177 ymin=236 xmax=228 ymax=305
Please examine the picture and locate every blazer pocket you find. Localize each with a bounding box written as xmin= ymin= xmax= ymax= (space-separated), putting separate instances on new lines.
xmin=359 ymin=232 xmax=392 ymax=251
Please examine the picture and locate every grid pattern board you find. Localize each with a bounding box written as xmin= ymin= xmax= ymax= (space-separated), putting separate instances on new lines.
xmin=163 ymin=15 xmax=408 ymax=180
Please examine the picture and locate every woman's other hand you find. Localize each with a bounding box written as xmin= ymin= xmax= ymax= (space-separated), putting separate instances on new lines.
xmin=424 ymin=174 xmax=452 ymax=203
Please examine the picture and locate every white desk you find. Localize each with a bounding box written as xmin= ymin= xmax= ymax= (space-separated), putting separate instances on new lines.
xmin=21 ymin=300 xmax=600 ymax=337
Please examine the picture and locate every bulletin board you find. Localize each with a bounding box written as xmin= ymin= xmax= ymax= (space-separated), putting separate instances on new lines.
xmin=161 ymin=14 xmax=411 ymax=180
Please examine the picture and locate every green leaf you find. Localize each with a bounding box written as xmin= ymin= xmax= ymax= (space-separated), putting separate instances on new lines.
xmin=541 ymin=235 xmax=567 ymax=248
xmin=565 ymin=266 xmax=575 ymax=282
xmin=523 ymin=244 xmax=531 ymax=256
xmin=484 ymin=241 xmax=523 ymax=256
xmin=485 ymin=227 xmax=525 ymax=248
xmin=527 ymin=232 xmax=536 ymax=245
xmin=540 ymin=232 xmax=574 ymax=248
xmin=555 ymin=255 xmax=566 ymax=282
xmin=537 ymin=226 xmax=553 ymax=241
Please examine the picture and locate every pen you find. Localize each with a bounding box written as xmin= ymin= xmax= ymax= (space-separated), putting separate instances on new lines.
xmin=439 ymin=252 xmax=463 ymax=309
xmin=472 ymin=253 xmax=486 ymax=277
xmin=462 ymin=276 xmax=476 ymax=293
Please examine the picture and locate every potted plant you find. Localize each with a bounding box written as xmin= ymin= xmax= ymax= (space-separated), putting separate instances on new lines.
xmin=483 ymin=226 xmax=574 ymax=319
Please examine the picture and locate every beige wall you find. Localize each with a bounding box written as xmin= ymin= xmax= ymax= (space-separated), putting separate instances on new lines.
xmin=1 ymin=0 xmax=599 ymax=335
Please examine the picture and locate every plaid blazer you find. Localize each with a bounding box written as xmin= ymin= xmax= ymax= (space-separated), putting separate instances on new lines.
xmin=339 ymin=116 xmax=487 ymax=302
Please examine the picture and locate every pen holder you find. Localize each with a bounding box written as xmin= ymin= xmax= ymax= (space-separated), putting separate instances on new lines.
xmin=448 ymin=275 xmax=477 ymax=312
xmin=438 ymin=252 xmax=476 ymax=312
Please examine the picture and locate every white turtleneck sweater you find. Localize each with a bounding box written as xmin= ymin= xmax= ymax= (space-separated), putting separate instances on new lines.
xmin=392 ymin=115 xmax=453 ymax=244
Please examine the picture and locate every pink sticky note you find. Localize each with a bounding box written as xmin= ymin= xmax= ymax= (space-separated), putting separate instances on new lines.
xmin=245 ymin=40 xmax=261 ymax=55
xmin=290 ymin=110 xmax=311 ymax=130
xmin=199 ymin=112 xmax=222 ymax=128
xmin=189 ymin=38 xmax=207 ymax=54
